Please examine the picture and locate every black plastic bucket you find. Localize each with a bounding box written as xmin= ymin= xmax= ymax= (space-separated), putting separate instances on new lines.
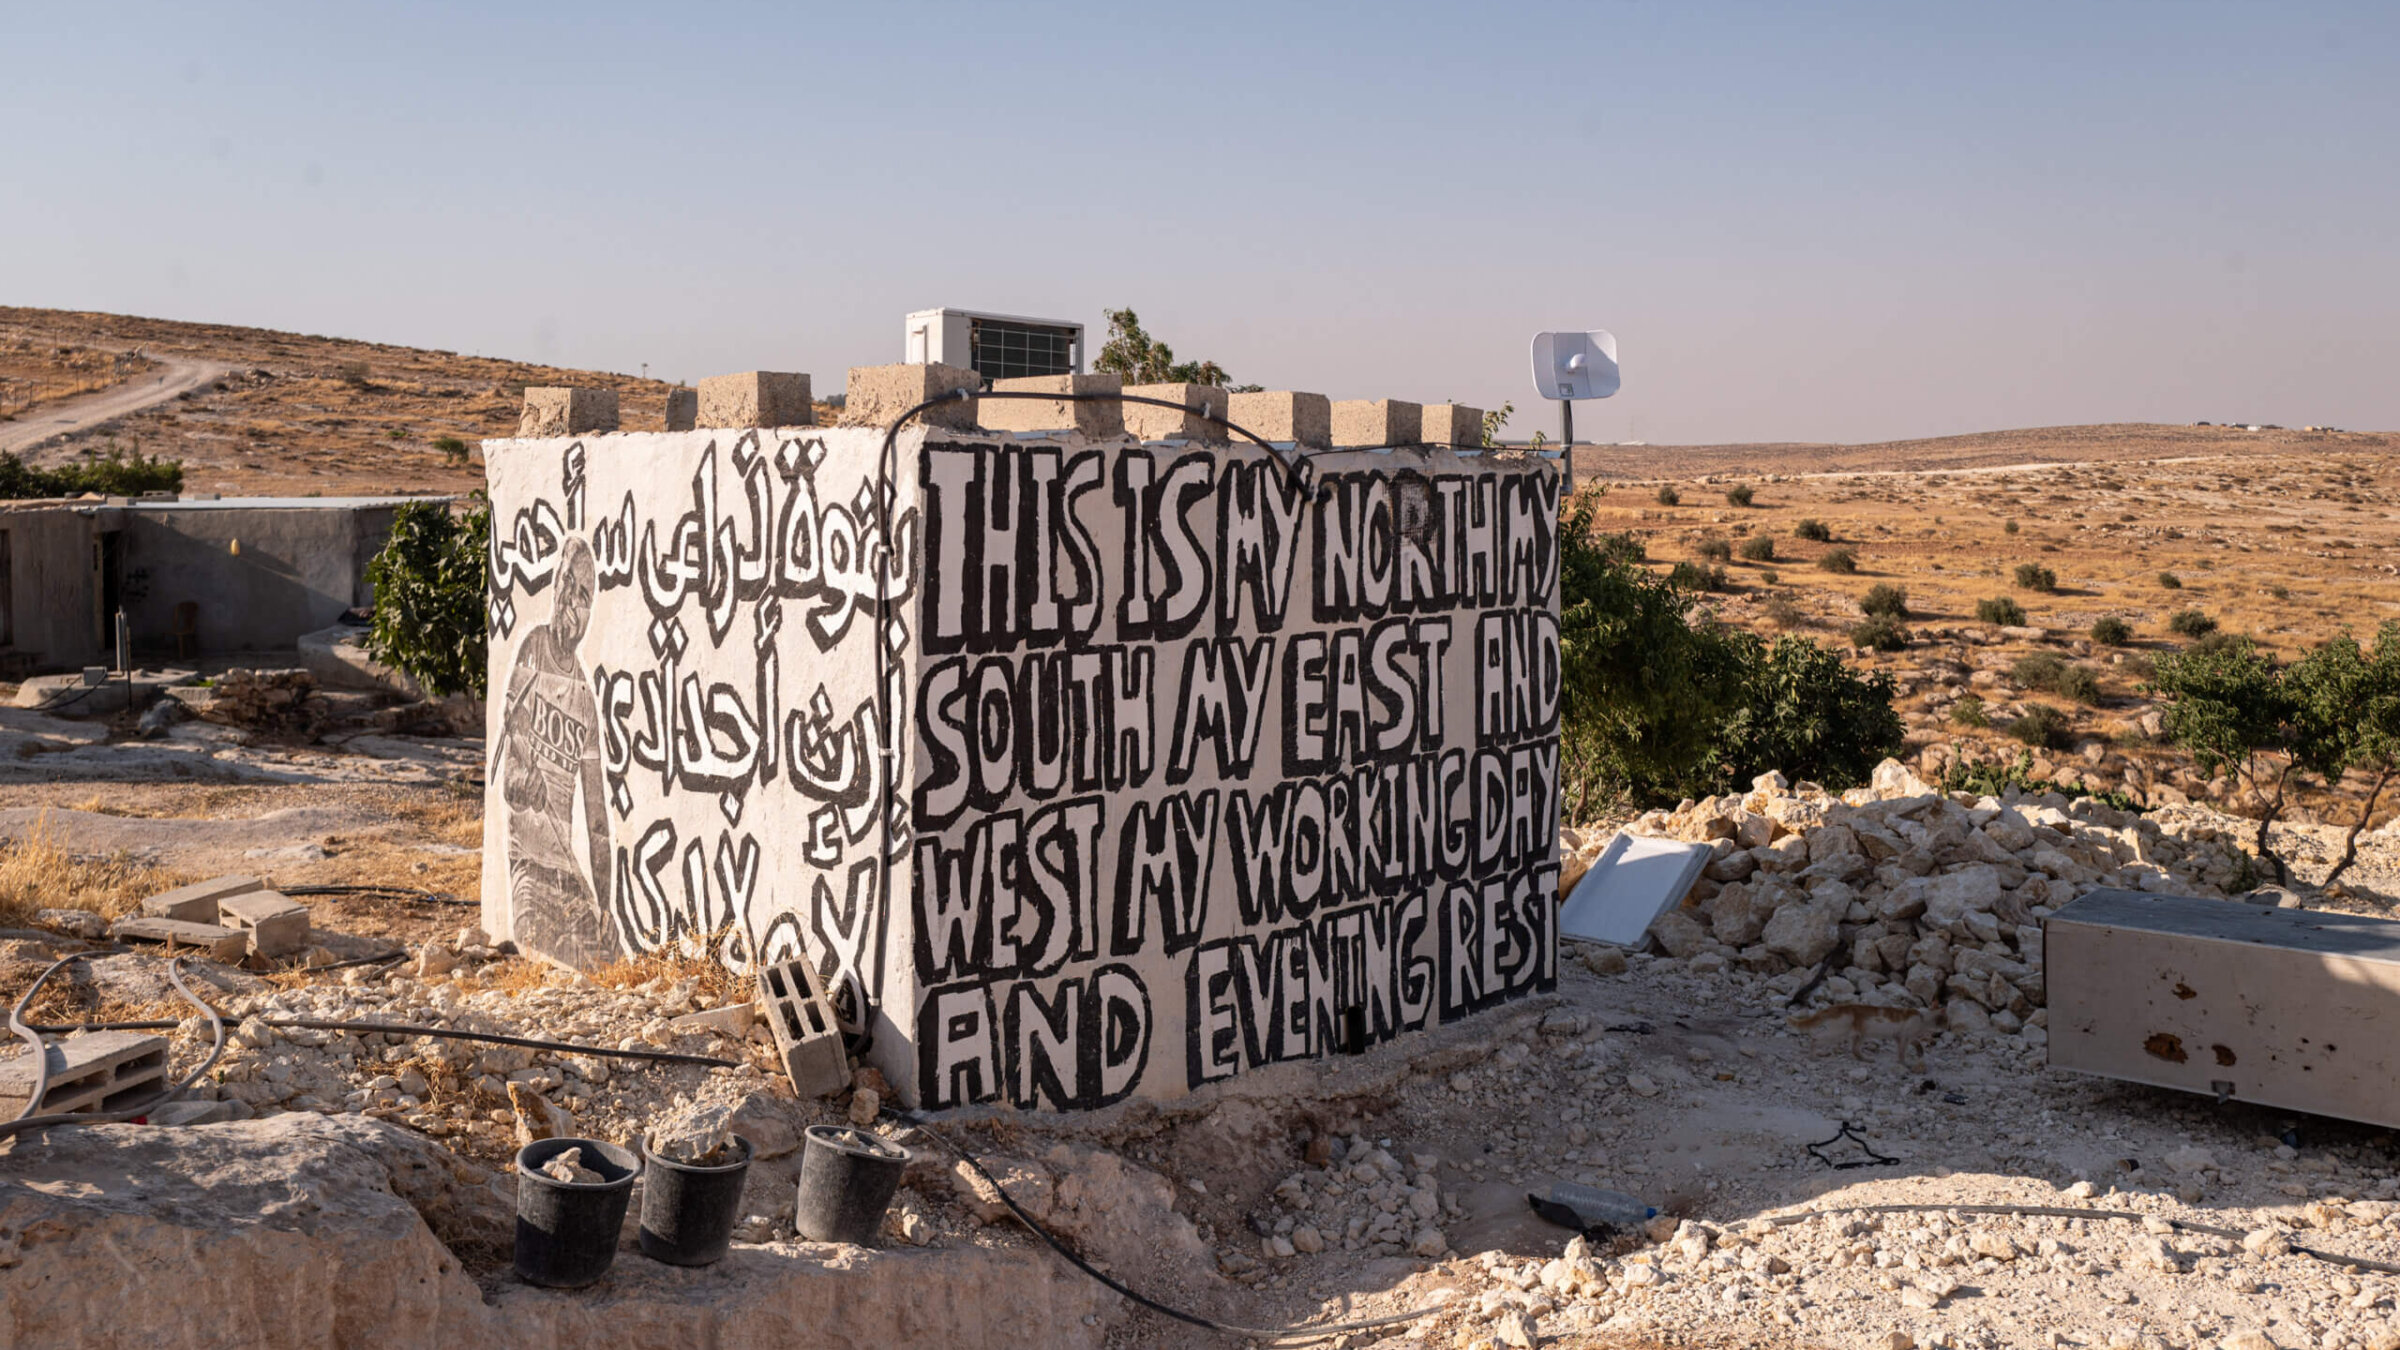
xmin=514 ymin=1137 xmax=642 ymax=1288
xmin=793 ymin=1124 xmax=910 ymax=1245
xmin=638 ymin=1133 xmax=754 ymax=1266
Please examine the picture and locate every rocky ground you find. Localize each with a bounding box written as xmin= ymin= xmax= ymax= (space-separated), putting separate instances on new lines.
xmin=9 ymin=755 xmax=2400 ymax=1348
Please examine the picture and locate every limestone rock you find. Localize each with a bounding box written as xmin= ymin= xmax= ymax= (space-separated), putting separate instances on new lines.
xmin=950 ymin=1155 xmax=1055 ymax=1225
xmin=1761 ymin=900 xmax=1842 ymax=966
xmin=1647 ymin=910 xmax=1711 ymax=959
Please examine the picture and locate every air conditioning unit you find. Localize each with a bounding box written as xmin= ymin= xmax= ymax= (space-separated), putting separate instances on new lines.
xmin=903 ymin=308 xmax=1084 ymax=381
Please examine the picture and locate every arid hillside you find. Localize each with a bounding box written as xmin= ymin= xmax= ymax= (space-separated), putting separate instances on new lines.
xmin=1568 ymin=430 xmax=2400 ymax=836
xmin=0 ymin=306 xmax=700 ymax=498
xmin=5 ymin=304 xmax=2393 ymax=833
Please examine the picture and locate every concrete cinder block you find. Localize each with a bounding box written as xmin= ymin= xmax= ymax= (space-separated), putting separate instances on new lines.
xmin=977 ymin=373 xmax=1124 ymax=438
xmin=843 ymin=363 xmax=981 ymax=431
xmin=698 ymin=371 xmax=814 ymax=429
xmin=219 ymin=891 xmax=309 ymax=958
xmin=141 ymin=874 xmax=264 ymax=924
xmin=1420 ymin=403 xmax=1485 ymax=449
xmin=664 ymin=387 xmax=698 ymax=432
xmin=670 ymin=1001 xmax=757 ymax=1039
xmin=1226 ymin=390 xmax=1332 ymax=449
xmin=1331 ymin=399 xmax=1423 ymax=449
xmin=518 ymin=387 xmax=620 ymax=437
xmin=1121 ymin=383 xmax=1231 ymax=441
xmin=109 ymin=917 xmax=248 ymax=963
xmin=757 ymin=957 xmax=849 ymax=1098
xmin=0 ymin=1031 xmax=168 ymax=1118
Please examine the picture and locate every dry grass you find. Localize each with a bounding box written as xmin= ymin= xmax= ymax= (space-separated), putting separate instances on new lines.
xmin=0 ymin=337 xmax=156 ymax=421
xmin=0 ymin=814 xmax=186 ymax=929
xmin=588 ymin=940 xmax=757 ymax=1007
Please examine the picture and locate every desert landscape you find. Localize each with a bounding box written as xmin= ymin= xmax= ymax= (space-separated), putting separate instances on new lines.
xmin=1 ymin=307 xmax=2396 ymax=1350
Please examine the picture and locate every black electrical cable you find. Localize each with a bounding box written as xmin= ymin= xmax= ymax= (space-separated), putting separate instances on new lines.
xmin=1 ymin=955 xmax=226 ymax=1140
xmin=902 ymin=1113 xmax=1443 ymax=1343
xmin=279 ymin=884 xmax=479 ymax=907
xmin=21 ymin=1006 xmax=745 ymax=1069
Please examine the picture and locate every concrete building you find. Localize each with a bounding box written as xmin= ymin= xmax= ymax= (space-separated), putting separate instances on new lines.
xmin=0 ymin=496 xmax=421 ymax=672
xmin=482 ymin=381 xmax=1564 ymax=1112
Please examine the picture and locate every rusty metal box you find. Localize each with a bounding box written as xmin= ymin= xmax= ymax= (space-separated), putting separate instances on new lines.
xmin=2046 ymin=889 xmax=2400 ymax=1127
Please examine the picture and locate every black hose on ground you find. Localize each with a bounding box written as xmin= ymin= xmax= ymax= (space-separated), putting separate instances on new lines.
xmin=0 ymin=955 xmax=226 ymax=1140
xmin=901 ymin=1111 xmax=1444 ymax=1344
xmin=279 ymin=884 xmax=479 ymax=908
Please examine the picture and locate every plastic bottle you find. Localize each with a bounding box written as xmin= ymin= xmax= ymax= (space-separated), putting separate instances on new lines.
xmin=1536 ymin=1183 xmax=1657 ymax=1233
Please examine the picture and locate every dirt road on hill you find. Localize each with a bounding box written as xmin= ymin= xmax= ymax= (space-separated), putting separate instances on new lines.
xmin=0 ymin=354 xmax=227 ymax=456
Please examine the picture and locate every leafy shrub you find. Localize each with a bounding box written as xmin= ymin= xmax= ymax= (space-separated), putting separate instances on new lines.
xmin=1976 ymin=596 xmax=2027 ymax=626
xmin=0 ymin=446 xmax=182 ymax=499
xmin=2013 ymin=562 xmax=2057 ymax=592
xmin=2007 ymin=704 xmax=2073 ymax=749
xmin=1694 ymin=536 xmax=1733 ymax=562
xmin=1763 ymin=597 xmax=1804 ymax=628
xmin=1655 ymin=485 xmax=1680 ymax=506
xmin=1759 ymin=569 xmax=1778 ymax=586
xmin=2090 ymin=615 xmax=2132 ymax=646
xmin=1588 ymin=529 xmax=1645 ymax=564
xmin=1850 ymin=615 xmax=1909 ymax=651
xmin=1940 ymin=748 xmax=2144 ymax=812
xmin=1669 ymin=561 xmax=1731 ymax=592
xmin=1555 ymin=496 xmax=1903 ymax=811
xmin=2157 ymin=571 xmax=2183 ymax=589
xmin=1725 ymin=484 xmax=1755 ymax=507
xmin=2013 ymin=653 xmax=2101 ymax=704
xmin=2003 ymin=520 xmax=2020 ymax=535
xmin=1817 ymin=548 xmax=1858 ymax=574
xmin=2168 ymin=609 xmax=2218 ymax=638
xmin=1950 ymin=694 xmax=1989 ymax=727
xmin=1738 ymin=536 xmax=1776 ymax=563
xmin=1860 ymin=584 xmax=1908 ymax=619
xmin=1793 ymin=519 xmax=1832 ymax=542
xmin=364 ymin=497 xmax=492 ymax=699
xmin=433 ymin=435 xmax=471 ymax=466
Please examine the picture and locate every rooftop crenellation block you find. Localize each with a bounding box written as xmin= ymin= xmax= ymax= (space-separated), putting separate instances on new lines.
xmin=698 ymin=371 xmax=814 ymax=429
xmin=1120 ymin=383 xmax=1232 ymax=441
xmin=843 ymin=363 xmax=980 ymax=430
xmin=1331 ymin=399 xmax=1422 ymax=449
xmin=976 ymin=373 xmax=1124 ymax=438
xmin=518 ymin=387 xmax=620 ymax=437
xmin=1419 ymin=404 xmax=1485 ymax=449
xmin=1226 ymin=390 xmax=1332 ymax=449
xmin=664 ymin=387 xmax=698 ymax=432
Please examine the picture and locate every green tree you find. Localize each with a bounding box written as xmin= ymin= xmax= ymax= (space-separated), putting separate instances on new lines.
xmin=2150 ymin=636 xmax=2295 ymax=882
xmin=1554 ymin=491 xmax=1903 ymax=813
xmin=2284 ymin=623 xmax=2400 ymax=888
xmin=364 ymin=497 xmax=492 ymax=700
xmin=1092 ymin=308 xmax=1231 ymax=386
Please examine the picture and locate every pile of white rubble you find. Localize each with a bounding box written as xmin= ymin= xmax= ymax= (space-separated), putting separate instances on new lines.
xmin=1570 ymin=760 xmax=2262 ymax=1043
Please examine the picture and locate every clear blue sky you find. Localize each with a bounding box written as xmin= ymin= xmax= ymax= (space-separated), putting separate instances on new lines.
xmin=6 ymin=1 xmax=2395 ymax=444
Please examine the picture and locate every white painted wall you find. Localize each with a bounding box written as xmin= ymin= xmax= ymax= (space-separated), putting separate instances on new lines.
xmin=483 ymin=425 xmax=1563 ymax=1110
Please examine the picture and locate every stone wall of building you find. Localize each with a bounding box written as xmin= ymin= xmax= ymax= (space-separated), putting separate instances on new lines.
xmin=482 ymin=424 xmax=1564 ymax=1110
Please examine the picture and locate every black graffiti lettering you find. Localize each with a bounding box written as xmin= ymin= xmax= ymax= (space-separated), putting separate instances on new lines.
xmin=918 ymin=649 xmax=1154 ymax=831
xmin=1215 ymin=459 xmax=1304 ymax=633
xmin=993 ymin=964 xmax=1149 ymax=1112
xmin=1110 ymin=791 xmax=1219 ymax=957
xmin=1115 ymin=449 xmax=1215 ymax=643
xmin=1438 ymin=864 xmax=1559 ymax=1019
xmin=918 ymin=980 xmax=1001 ymax=1110
xmin=922 ymin=445 xmax=1105 ymax=656
xmin=1473 ymin=609 xmax=1562 ymax=742
xmin=1165 ymin=636 xmax=1275 ymax=784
